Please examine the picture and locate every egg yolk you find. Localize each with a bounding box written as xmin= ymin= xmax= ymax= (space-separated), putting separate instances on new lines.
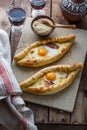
xmin=38 ymin=47 xmax=48 ymax=56
xmin=45 ymin=72 xmax=56 ymax=81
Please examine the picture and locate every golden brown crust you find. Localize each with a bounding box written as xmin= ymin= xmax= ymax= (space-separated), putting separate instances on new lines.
xmin=19 ymin=62 xmax=83 ymax=95
xmin=14 ymin=34 xmax=75 ymax=67
xmin=25 ymin=72 xmax=76 ymax=95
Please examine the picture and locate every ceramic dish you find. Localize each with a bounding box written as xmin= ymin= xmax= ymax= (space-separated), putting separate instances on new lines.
xmin=31 ymin=15 xmax=55 ymax=36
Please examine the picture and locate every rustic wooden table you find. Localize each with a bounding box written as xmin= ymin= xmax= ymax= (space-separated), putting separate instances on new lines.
xmin=0 ymin=0 xmax=87 ymax=130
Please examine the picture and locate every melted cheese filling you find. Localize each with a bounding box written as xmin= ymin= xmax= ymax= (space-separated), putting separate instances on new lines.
xmin=24 ymin=43 xmax=67 ymax=60
xmin=29 ymin=71 xmax=67 ymax=88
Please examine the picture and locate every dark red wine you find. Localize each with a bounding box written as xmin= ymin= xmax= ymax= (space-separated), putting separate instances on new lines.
xmin=8 ymin=8 xmax=26 ymax=26
xmin=30 ymin=0 xmax=46 ymax=10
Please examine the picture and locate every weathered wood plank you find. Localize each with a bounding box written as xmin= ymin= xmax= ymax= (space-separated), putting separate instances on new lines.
xmin=71 ymin=90 xmax=85 ymax=123
xmin=84 ymin=97 xmax=87 ymax=122
xmin=51 ymin=0 xmax=68 ymax=24
xmin=51 ymin=0 xmax=60 ymax=22
xmin=36 ymin=123 xmax=87 ymax=130
xmin=80 ymin=54 xmax=87 ymax=92
xmin=27 ymin=102 xmax=49 ymax=123
xmin=0 ymin=0 xmax=12 ymax=7
xmin=35 ymin=105 xmax=48 ymax=123
xmin=45 ymin=0 xmax=51 ymax=17
xmin=49 ymin=108 xmax=70 ymax=123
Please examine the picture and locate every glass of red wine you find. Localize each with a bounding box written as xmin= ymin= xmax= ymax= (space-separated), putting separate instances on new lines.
xmin=29 ymin=0 xmax=46 ymax=18
xmin=6 ymin=2 xmax=27 ymax=32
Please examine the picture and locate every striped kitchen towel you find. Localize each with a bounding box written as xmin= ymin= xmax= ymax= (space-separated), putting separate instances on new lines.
xmin=0 ymin=29 xmax=38 ymax=130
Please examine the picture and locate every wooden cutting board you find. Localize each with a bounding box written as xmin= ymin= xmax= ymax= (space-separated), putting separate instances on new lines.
xmin=12 ymin=17 xmax=87 ymax=112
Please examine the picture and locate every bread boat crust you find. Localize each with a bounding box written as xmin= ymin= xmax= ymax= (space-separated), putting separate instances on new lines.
xmin=19 ymin=62 xmax=83 ymax=95
xmin=14 ymin=34 xmax=75 ymax=67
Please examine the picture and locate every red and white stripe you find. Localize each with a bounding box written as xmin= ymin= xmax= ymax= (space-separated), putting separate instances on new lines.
xmin=0 ymin=60 xmax=14 ymax=94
